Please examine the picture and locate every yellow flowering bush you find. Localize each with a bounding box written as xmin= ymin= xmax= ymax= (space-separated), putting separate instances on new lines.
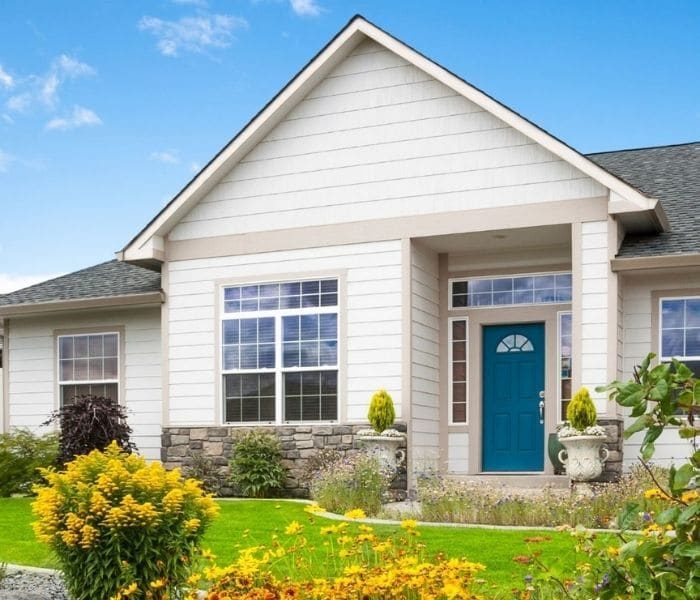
xmin=32 ymin=441 xmax=219 ymax=600
xmin=202 ymin=514 xmax=486 ymax=599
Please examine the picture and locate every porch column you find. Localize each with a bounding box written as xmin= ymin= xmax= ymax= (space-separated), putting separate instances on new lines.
xmin=572 ymin=218 xmax=619 ymax=416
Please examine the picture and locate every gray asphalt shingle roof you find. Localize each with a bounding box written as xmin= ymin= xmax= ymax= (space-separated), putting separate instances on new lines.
xmin=0 ymin=260 xmax=161 ymax=307
xmin=587 ymin=142 xmax=700 ymax=258
xmin=0 ymin=143 xmax=698 ymax=309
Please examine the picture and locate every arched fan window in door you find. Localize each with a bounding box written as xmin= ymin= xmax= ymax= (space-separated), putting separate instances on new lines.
xmin=496 ymin=334 xmax=534 ymax=353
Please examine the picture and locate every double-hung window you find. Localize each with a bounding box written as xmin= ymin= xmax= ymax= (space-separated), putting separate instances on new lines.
xmin=660 ymin=297 xmax=700 ymax=375
xmin=221 ymin=278 xmax=339 ymax=424
xmin=57 ymin=333 xmax=119 ymax=406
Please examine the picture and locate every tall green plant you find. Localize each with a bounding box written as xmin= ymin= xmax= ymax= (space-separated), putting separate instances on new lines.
xmin=566 ymin=387 xmax=597 ymax=431
xmin=229 ymin=430 xmax=286 ymax=498
xmin=367 ymin=389 xmax=396 ymax=433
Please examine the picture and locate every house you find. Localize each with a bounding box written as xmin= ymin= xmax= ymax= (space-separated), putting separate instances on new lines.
xmin=1 ymin=16 xmax=697 ymax=491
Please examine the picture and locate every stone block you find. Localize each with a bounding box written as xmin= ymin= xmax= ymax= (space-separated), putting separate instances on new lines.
xmin=171 ymin=435 xmax=189 ymax=446
xmin=333 ymin=426 xmax=352 ymax=435
xmin=281 ymin=441 xmax=297 ymax=450
xmin=293 ymin=433 xmax=312 ymax=441
xmin=299 ymin=449 xmax=317 ymax=459
xmin=203 ymin=441 xmax=224 ymax=455
xmin=168 ymin=445 xmax=188 ymax=457
xmin=341 ymin=435 xmax=353 ymax=444
xmin=212 ymin=456 xmax=229 ymax=467
xmin=295 ymin=426 xmax=312 ymax=434
xmin=313 ymin=437 xmax=325 ymax=448
xmin=295 ymin=440 xmax=314 ymax=450
xmin=190 ymin=428 xmax=209 ymax=441
xmin=189 ymin=440 xmax=203 ymax=450
xmin=326 ymin=435 xmax=341 ymax=445
xmin=312 ymin=426 xmax=334 ymax=435
xmin=209 ymin=428 xmax=229 ymax=437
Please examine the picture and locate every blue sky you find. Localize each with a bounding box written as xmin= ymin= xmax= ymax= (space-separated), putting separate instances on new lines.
xmin=0 ymin=0 xmax=699 ymax=291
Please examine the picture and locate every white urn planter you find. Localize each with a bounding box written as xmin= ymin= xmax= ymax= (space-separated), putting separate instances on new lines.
xmin=357 ymin=432 xmax=406 ymax=472
xmin=558 ymin=435 xmax=610 ymax=482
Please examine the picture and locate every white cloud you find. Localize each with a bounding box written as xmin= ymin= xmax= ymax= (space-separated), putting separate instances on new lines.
xmin=290 ymin=0 xmax=322 ymax=17
xmin=0 ymin=65 xmax=13 ymax=89
xmin=138 ymin=13 xmax=248 ymax=56
xmin=0 ymin=272 xmax=62 ymax=294
xmin=4 ymin=54 xmax=96 ymax=114
xmin=189 ymin=161 xmax=201 ymax=173
xmin=0 ymin=148 xmax=13 ymax=172
xmin=45 ymin=105 xmax=102 ymax=131
xmin=150 ymin=150 xmax=180 ymax=164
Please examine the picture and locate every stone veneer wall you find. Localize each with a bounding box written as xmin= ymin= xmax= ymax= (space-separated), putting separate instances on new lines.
xmin=596 ymin=418 xmax=624 ymax=482
xmin=162 ymin=423 xmax=408 ymax=498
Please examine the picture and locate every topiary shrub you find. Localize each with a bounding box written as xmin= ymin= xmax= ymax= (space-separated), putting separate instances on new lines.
xmin=229 ymin=430 xmax=286 ymax=498
xmin=367 ymin=389 xmax=396 ymax=433
xmin=32 ymin=441 xmax=219 ymax=600
xmin=0 ymin=430 xmax=58 ymax=496
xmin=566 ymin=387 xmax=598 ymax=431
xmin=44 ymin=395 xmax=135 ymax=466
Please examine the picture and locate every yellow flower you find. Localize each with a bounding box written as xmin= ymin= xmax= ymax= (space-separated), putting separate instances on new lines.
xmin=121 ymin=582 xmax=138 ymax=597
xmin=644 ymin=488 xmax=668 ymax=500
xmin=401 ymin=519 xmax=419 ymax=530
xmin=184 ymin=518 xmax=201 ymax=532
xmin=284 ymin=520 xmax=303 ymax=535
xmin=304 ymin=503 xmax=325 ymax=514
xmin=186 ymin=573 xmax=201 ymax=585
xmin=149 ymin=578 xmax=166 ymax=589
xmin=343 ymin=508 xmax=366 ymax=520
xmin=681 ymin=489 xmax=699 ymax=503
xmin=201 ymin=548 xmax=217 ymax=560
xmin=606 ymin=546 xmax=620 ymax=557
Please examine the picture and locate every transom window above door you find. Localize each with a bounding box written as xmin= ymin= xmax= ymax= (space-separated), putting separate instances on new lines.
xmin=450 ymin=273 xmax=572 ymax=309
xmin=221 ymin=278 xmax=339 ymax=425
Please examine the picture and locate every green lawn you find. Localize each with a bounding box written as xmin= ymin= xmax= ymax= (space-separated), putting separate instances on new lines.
xmin=0 ymin=497 xmax=590 ymax=593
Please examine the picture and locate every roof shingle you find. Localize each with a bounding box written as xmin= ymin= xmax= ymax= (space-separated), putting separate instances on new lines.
xmin=587 ymin=142 xmax=700 ymax=258
xmin=0 ymin=260 xmax=161 ymax=307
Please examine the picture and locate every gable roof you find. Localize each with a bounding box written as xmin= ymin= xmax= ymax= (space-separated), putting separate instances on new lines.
xmin=0 ymin=260 xmax=162 ymax=316
xmin=588 ymin=142 xmax=700 ymax=258
xmin=119 ymin=14 xmax=662 ymax=264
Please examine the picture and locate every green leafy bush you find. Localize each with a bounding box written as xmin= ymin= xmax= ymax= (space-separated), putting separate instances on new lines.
xmin=310 ymin=451 xmax=390 ymax=516
xmin=367 ymin=389 xmax=396 ymax=433
xmin=32 ymin=441 xmax=219 ymax=600
xmin=566 ymin=387 xmax=598 ymax=431
xmin=229 ymin=430 xmax=286 ymax=498
xmin=0 ymin=429 xmax=58 ymax=496
xmin=183 ymin=451 xmax=223 ymax=495
xmin=44 ymin=395 xmax=135 ymax=466
xmin=299 ymin=447 xmax=343 ymax=488
xmin=529 ymin=354 xmax=700 ymax=599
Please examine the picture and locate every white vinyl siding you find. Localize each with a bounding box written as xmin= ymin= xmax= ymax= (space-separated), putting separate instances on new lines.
xmin=622 ymin=277 xmax=698 ymax=468
xmin=447 ymin=431 xmax=469 ymax=474
xmin=170 ymin=39 xmax=605 ymax=242
xmin=410 ymin=242 xmax=440 ymax=473
xmin=6 ymin=308 xmax=161 ymax=459
xmin=580 ymin=220 xmax=610 ymax=413
xmin=167 ymin=240 xmax=402 ymax=426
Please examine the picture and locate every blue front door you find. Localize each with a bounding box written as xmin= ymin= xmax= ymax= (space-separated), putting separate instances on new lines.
xmin=482 ymin=323 xmax=544 ymax=471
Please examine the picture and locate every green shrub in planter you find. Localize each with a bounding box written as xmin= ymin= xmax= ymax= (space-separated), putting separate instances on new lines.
xmin=566 ymin=387 xmax=597 ymax=431
xmin=0 ymin=429 xmax=58 ymax=496
xmin=229 ymin=430 xmax=286 ymax=498
xmin=367 ymin=389 xmax=396 ymax=433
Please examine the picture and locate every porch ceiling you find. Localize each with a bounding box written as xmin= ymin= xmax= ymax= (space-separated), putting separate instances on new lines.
xmin=419 ymin=224 xmax=571 ymax=254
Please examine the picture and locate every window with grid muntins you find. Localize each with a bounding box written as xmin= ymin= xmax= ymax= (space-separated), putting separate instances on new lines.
xmin=57 ymin=333 xmax=119 ymax=406
xmin=660 ymin=298 xmax=700 ymax=377
xmin=222 ymin=278 xmax=338 ymax=424
xmin=451 ymin=273 xmax=572 ymax=309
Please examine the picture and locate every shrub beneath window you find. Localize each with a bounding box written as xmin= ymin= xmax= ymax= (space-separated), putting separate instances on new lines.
xmin=229 ymin=430 xmax=286 ymax=498
xmin=183 ymin=451 xmax=223 ymax=496
xmin=32 ymin=441 xmax=219 ymax=600
xmin=310 ymin=451 xmax=391 ymax=516
xmin=0 ymin=429 xmax=58 ymax=497
xmin=44 ymin=395 xmax=135 ymax=466
xmin=299 ymin=447 xmax=344 ymax=489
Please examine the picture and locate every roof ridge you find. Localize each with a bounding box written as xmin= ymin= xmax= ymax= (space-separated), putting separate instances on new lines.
xmin=587 ymin=140 xmax=700 ymax=157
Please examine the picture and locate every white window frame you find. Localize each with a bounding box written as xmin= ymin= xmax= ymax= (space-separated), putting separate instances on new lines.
xmin=448 ymin=316 xmax=469 ymax=425
xmin=658 ymin=295 xmax=700 ymax=361
xmin=557 ymin=311 xmax=572 ymax=423
xmin=56 ymin=332 xmax=120 ymax=407
xmin=448 ymin=271 xmax=573 ymax=310
xmin=220 ymin=278 xmax=340 ymax=426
